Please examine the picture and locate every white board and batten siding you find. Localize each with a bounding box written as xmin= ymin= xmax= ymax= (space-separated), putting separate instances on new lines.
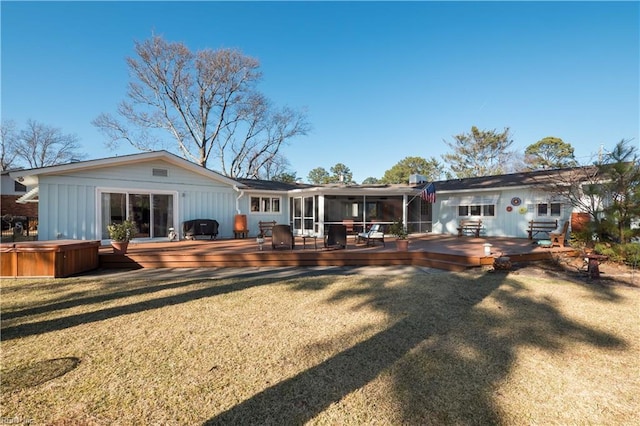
xmin=433 ymin=188 xmax=571 ymax=238
xmin=38 ymin=180 xmax=97 ymax=241
xmin=37 ymin=159 xmax=240 ymax=241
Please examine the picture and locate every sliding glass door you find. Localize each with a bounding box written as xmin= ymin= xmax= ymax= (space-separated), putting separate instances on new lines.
xmin=100 ymin=190 xmax=175 ymax=240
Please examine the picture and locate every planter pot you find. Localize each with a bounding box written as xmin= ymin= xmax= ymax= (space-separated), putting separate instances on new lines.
xmin=112 ymin=241 xmax=129 ymax=254
xmin=395 ymin=239 xmax=409 ymax=252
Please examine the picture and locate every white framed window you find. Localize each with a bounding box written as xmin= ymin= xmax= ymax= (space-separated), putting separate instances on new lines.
xmin=458 ymin=205 xmax=495 ymax=217
xmin=250 ymin=196 xmax=281 ymax=213
xmin=14 ymin=181 xmax=27 ymax=192
xmin=537 ymin=202 xmax=561 ymax=217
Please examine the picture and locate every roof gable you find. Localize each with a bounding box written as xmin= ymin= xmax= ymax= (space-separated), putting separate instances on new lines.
xmin=8 ymin=151 xmax=246 ymax=188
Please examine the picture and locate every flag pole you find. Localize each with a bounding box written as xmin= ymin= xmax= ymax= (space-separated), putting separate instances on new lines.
xmin=407 ymin=181 xmax=433 ymax=205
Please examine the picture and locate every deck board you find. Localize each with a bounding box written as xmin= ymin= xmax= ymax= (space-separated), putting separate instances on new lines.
xmin=99 ymin=235 xmax=576 ymax=272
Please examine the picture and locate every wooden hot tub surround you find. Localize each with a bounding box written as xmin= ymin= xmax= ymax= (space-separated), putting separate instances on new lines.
xmin=1 ymin=240 xmax=100 ymax=278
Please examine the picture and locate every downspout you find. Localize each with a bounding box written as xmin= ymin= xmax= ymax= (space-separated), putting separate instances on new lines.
xmin=233 ymin=185 xmax=243 ymax=214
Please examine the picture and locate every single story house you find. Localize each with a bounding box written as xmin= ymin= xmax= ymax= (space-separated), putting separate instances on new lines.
xmin=7 ymin=150 xmax=585 ymax=244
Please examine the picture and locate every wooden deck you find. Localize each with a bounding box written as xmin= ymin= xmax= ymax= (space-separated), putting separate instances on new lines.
xmin=99 ymin=234 xmax=577 ymax=272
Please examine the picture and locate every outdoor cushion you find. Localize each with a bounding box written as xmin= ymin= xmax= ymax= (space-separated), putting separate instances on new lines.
xmin=357 ymin=223 xmax=385 ymax=246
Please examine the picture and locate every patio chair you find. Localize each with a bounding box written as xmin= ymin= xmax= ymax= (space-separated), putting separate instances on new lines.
xmin=356 ymin=223 xmax=385 ymax=247
xmin=271 ymin=224 xmax=295 ymax=250
xmin=342 ymin=219 xmax=356 ymax=235
xmin=325 ymin=224 xmax=347 ymax=249
xmin=549 ymin=221 xmax=570 ymax=247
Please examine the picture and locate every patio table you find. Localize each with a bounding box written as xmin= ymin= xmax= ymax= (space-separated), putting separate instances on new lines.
xmin=585 ymin=254 xmax=608 ymax=279
xmin=301 ymin=235 xmax=318 ymax=250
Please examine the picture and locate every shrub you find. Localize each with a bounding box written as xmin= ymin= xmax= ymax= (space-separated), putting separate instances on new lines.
xmin=107 ymin=220 xmax=136 ymax=242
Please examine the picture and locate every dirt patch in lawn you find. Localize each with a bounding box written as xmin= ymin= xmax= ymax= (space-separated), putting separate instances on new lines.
xmin=506 ymin=254 xmax=640 ymax=288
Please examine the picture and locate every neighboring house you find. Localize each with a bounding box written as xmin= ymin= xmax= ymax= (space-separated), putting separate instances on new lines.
xmin=1 ymin=169 xmax=38 ymax=241
xmin=1 ymin=170 xmax=37 ymax=218
xmin=7 ymin=151 xmax=587 ymax=243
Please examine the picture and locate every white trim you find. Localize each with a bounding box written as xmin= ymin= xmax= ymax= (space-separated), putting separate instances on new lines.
xmin=16 ymin=187 xmax=39 ymax=204
xmin=249 ymin=195 xmax=283 ymax=214
xmin=96 ymin=186 xmax=179 ymax=243
xmin=9 ymin=151 xmax=246 ymax=189
xmin=443 ymin=194 xmax=500 ymax=207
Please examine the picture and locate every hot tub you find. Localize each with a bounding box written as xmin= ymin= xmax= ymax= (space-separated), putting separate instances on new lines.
xmin=0 ymin=240 xmax=100 ymax=278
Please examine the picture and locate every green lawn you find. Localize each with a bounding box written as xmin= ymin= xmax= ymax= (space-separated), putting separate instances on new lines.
xmin=1 ymin=266 xmax=638 ymax=425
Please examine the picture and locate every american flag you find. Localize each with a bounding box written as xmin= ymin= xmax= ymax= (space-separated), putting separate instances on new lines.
xmin=420 ymin=182 xmax=436 ymax=203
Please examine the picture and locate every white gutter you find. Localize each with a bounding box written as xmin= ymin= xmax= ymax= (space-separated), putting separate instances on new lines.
xmin=233 ymin=185 xmax=243 ymax=214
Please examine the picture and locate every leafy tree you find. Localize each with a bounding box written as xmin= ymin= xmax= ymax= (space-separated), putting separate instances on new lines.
xmin=5 ymin=119 xmax=84 ymax=169
xmin=0 ymin=120 xmax=19 ymax=171
xmin=524 ymin=137 xmax=577 ymax=170
xmin=362 ymin=177 xmax=380 ymax=184
xmin=599 ymin=139 xmax=640 ymax=243
xmin=271 ymin=172 xmax=298 ymax=183
xmin=380 ymin=156 xmax=443 ymax=184
xmin=540 ymin=139 xmax=640 ymax=246
xmin=93 ymin=35 xmax=309 ymax=178
xmin=308 ymin=167 xmax=330 ymax=184
xmin=329 ymin=163 xmax=353 ymax=183
xmin=442 ymin=126 xmax=515 ymax=178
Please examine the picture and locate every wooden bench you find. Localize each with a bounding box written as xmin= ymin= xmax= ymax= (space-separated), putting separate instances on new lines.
xmin=457 ymin=219 xmax=482 ymax=237
xmin=258 ymin=220 xmax=277 ymax=237
xmin=527 ymin=219 xmax=558 ymax=240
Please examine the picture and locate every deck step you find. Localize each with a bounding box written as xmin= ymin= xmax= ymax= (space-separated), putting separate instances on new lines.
xmin=100 ymin=251 xmax=482 ymax=272
xmin=98 ymin=239 xmax=577 ymax=273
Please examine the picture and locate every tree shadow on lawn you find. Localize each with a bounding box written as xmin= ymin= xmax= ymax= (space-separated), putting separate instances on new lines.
xmin=0 ymin=267 xmax=341 ymax=341
xmin=1 ymin=267 xmax=627 ymax=424
xmin=2 ymin=267 xmax=305 ymax=321
xmin=205 ymin=272 xmax=626 ymax=425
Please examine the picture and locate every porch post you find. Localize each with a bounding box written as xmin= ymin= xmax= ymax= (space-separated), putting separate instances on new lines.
xmin=402 ymin=194 xmax=408 ymax=234
xmin=318 ymin=194 xmax=325 ymax=237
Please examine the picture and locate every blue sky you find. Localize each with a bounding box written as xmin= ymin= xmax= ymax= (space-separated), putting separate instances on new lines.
xmin=2 ymin=1 xmax=639 ymax=183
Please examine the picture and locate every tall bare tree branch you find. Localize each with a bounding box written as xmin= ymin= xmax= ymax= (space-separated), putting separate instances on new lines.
xmin=10 ymin=119 xmax=84 ymax=168
xmin=0 ymin=120 xmax=19 ymax=171
xmin=93 ymin=35 xmax=309 ymax=176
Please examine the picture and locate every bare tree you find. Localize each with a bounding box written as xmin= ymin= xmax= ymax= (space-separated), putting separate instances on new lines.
xmin=535 ymin=165 xmax=602 ymax=222
xmin=259 ymin=153 xmax=293 ymax=180
xmin=534 ymin=140 xmax=640 ymax=244
xmin=0 ymin=120 xmax=19 ymax=171
xmin=93 ymin=35 xmax=309 ymax=178
xmin=10 ymin=119 xmax=84 ymax=169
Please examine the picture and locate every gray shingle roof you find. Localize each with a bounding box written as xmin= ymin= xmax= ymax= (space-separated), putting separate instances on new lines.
xmin=237 ymin=166 xmax=599 ymax=193
xmin=235 ymin=178 xmax=315 ymax=191
xmin=434 ymin=166 xmax=598 ymax=192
